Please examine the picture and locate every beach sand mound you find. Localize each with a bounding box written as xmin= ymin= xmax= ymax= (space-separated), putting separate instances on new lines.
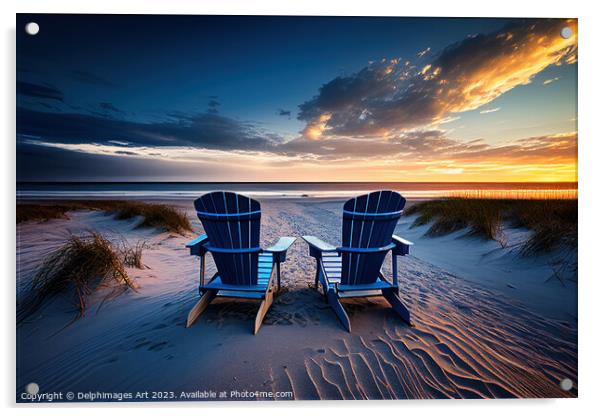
xmin=16 ymin=199 xmax=576 ymax=400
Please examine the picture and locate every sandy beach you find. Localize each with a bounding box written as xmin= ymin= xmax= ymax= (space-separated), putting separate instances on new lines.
xmin=16 ymin=198 xmax=577 ymax=400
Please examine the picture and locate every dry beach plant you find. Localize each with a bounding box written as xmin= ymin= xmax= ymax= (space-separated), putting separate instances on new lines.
xmin=17 ymin=200 xmax=192 ymax=234
xmin=405 ymin=198 xmax=577 ymax=254
xmin=17 ymin=232 xmax=137 ymax=323
xmin=120 ymin=240 xmax=147 ymax=269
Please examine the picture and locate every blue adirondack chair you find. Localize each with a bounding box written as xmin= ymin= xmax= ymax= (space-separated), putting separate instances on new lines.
xmin=302 ymin=190 xmax=414 ymax=332
xmin=185 ymin=191 xmax=295 ymax=334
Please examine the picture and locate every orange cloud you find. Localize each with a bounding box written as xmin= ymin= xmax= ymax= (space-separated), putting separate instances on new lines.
xmin=298 ymin=19 xmax=577 ymax=138
xmin=301 ymin=113 xmax=331 ymax=140
xmin=479 ymin=107 xmax=501 ymax=114
xmin=437 ymin=20 xmax=577 ymax=114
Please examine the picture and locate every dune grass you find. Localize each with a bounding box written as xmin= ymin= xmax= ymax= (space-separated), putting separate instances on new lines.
xmin=16 ymin=200 xmax=191 ymax=234
xmin=18 ymin=232 xmax=137 ymax=323
xmin=405 ymin=198 xmax=577 ymax=254
xmin=120 ymin=240 xmax=147 ymax=269
xmin=111 ymin=201 xmax=191 ymax=234
xmin=16 ymin=204 xmax=73 ymax=223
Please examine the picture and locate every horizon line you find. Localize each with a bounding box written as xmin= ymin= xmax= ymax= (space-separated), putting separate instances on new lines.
xmin=16 ymin=180 xmax=579 ymax=185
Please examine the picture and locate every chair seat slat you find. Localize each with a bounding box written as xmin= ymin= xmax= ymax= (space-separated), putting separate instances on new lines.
xmin=338 ymin=290 xmax=382 ymax=298
xmin=202 ymin=276 xmax=269 ymax=292
xmin=216 ymin=290 xmax=265 ymax=299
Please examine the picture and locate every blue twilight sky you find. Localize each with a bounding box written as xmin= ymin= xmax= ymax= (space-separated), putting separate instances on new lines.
xmin=16 ymin=14 xmax=578 ymax=182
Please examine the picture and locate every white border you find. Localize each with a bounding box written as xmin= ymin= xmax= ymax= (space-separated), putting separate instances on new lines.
xmin=3 ymin=1 xmax=600 ymax=415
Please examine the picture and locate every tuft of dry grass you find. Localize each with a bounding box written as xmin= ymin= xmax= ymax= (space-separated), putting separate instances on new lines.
xmin=120 ymin=241 xmax=147 ymax=269
xmin=18 ymin=232 xmax=136 ymax=323
xmin=510 ymin=200 xmax=577 ymax=255
xmin=111 ymin=201 xmax=191 ymax=234
xmin=406 ymin=199 xmax=502 ymax=240
xmin=405 ymin=198 xmax=577 ymax=254
xmin=16 ymin=200 xmax=192 ymax=235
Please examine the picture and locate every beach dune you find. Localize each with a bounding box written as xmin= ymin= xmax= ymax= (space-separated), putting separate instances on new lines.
xmin=16 ymin=198 xmax=577 ymax=400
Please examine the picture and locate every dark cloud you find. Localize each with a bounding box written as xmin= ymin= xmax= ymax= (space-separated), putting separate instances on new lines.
xmin=99 ymin=102 xmax=125 ymax=115
xmin=17 ymin=81 xmax=63 ymax=102
xmin=207 ymin=99 xmax=220 ymax=114
xmin=277 ymin=109 xmax=292 ymax=119
xmin=71 ymin=70 xmax=117 ymax=88
xmin=16 ymin=107 xmax=282 ymax=151
xmin=278 ymin=129 xmax=576 ymax=163
xmin=298 ymin=18 xmax=577 ymax=138
xmin=16 ymin=142 xmax=222 ymax=181
xmin=99 ymin=102 xmax=123 ymax=112
xmin=17 ymin=99 xmax=576 ymax=166
xmin=279 ymin=130 xmax=461 ymax=160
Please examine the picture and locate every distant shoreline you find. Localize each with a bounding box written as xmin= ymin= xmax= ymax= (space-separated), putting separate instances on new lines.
xmin=16 ymin=181 xmax=578 ymax=201
xmin=16 ymin=181 xmax=579 ymax=185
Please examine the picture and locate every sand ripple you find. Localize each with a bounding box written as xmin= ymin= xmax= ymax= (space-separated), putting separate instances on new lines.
xmin=266 ymin=200 xmax=576 ymax=399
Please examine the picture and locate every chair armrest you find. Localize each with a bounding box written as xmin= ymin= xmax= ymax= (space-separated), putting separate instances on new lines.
xmin=392 ymin=234 xmax=413 ymax=256
xmin=264 ymin=237 xmax=296 ymax=263
xmin=265 ymin=237 xmax=296 ymax=253
xmin=302 ymin=235 xmax=337 ymax=259
xmin=186 ymin=234 xmax=209 ymax=256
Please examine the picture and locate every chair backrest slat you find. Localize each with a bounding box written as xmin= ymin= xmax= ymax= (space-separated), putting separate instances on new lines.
xmin=340 ymin=190 xmax=405 ymax=285
xmin=194 ymin=191 xmax=261 ymax=286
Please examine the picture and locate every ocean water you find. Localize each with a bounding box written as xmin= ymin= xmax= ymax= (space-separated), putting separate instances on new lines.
xmin=16 ymin=182 xmax=578 ymax=200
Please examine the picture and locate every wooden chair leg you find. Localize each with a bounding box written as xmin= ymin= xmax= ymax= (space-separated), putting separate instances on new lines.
xmin=317 ymin=269 xmax=329 ymax=299
xmin=327 ymin=289 xmax=351 ymax=332
xmin=314 ymin=259 xmax=321 ymax=288
xmin=186 ymin=289 xmax=217 ymax=328
xmin=382 ymin=288 xmax=413 ymax=326
xmin=254 ymin=287 xmax=274 ymax=335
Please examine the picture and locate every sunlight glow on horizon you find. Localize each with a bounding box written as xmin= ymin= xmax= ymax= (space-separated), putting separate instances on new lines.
xmin=26 ymin=130 xmax=577 ymax=183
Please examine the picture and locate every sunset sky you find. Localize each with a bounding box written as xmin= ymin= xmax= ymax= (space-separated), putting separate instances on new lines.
xmin=16 ymin=15 xmax=577 ymax=182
